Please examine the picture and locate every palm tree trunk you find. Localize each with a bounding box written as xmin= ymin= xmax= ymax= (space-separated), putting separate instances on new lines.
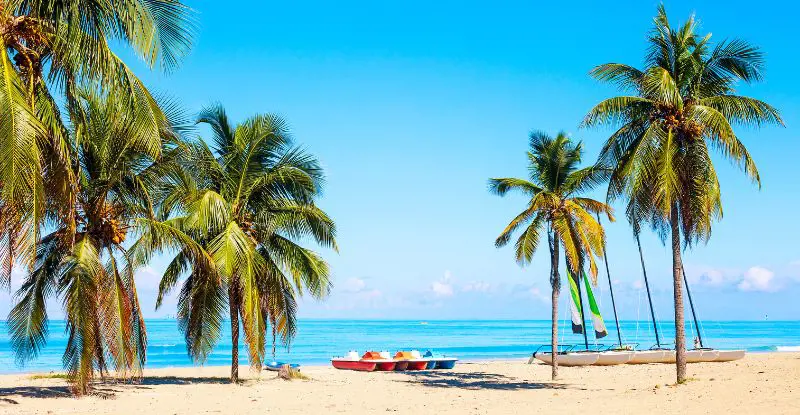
xmin=550 ymin=236 xmax=560 ymax=380
xmin=670 ymin=205 xmax=687 ymax=383
xmin=229 ymin=281 xmax=240 ymax=383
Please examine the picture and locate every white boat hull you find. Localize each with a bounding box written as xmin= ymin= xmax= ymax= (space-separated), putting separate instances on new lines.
xmin=714 ymin=350 xmax=746 ymax=362
xmin=594 ymin=351 xmax=634 ymax=366
xmin=661 ymin=350 xmax=676 ymax=363
xmin=628 ymin=350 xmax=672 ymax=364
xmin=686 ymin=349 xmax=720 ymax=363
xmin=535 ymin=352 xmax=599 ymax=366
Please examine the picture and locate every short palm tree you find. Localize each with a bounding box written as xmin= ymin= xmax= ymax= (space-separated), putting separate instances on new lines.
xmin=8 ymin=89 xmax=179 ymax=395
xmin=0 ymin=0 xmax=194 ymax=287
xmin=582 ymin=6 xmax=782 ymax=382
xmin=134 ymin=105 xmax=337 ymax=383
xmin=489 ymin=131 xmax=612 ymax=380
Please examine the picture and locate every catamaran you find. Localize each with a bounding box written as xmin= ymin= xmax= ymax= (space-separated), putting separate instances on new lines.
xmin=622 ymin=229 xmax=743 ymax=364
xmin=533 ymin=214 xmax=745 ymax=367
xmin=532 ymin=269 xmax=606 ymax=366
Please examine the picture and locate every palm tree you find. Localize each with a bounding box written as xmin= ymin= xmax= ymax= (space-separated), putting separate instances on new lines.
xmin=0 ymin=0 xmax=195 ymax=288
xmin=134 ymin=105 xmax=337 ymax=383
xmin=582 ymin=6 xmax=782 ymax=383
xmin=7 ymin=88 xmax=181 ymax=395
xmin=489 ymin=131 xmax=612 ymax=380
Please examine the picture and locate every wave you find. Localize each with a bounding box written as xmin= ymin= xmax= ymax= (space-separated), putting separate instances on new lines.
xmin=776 ymin=346 xmax=800 ymax=352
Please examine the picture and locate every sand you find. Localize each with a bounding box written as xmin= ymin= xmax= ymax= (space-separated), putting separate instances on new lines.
xmin=0 ymin=352 xmax=798 ymax=415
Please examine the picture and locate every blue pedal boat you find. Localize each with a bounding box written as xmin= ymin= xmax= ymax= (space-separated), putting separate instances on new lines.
xmin=265 ymin=361 xmax=301 ymax=371
xmin=423 ymin=351 xmax=458 ymax=369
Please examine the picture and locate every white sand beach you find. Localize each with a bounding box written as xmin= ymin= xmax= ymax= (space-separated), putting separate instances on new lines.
xmin=0 ymin=352 xmax=797 ymax=415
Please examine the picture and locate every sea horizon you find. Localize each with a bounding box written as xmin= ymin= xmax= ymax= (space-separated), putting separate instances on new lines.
xmin=3 ymin=319 xmax=799 ymax=374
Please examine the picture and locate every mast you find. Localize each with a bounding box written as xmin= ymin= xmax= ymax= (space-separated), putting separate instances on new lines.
xmin=597 ymin=213 xmax=623 ymax=347
xmin=574 ymin=271 xmax=590 ymax=350
xmin=682 ymin=267 xmax=704 ymax=348
xmin=635 ymin=232 xmax=662 ymax=348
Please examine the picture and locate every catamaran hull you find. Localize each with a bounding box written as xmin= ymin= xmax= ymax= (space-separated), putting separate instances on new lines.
xmin=714 ymin=350 xmax=746 ymax=362
xmin=628 ymin=350 xmax=670 ymax=364
xmin=656 ymin=350 xmax=676 ymax=363
xmin=535 ymin=352 xmax=599 ymax=366
xmin=594 ymin=351 xmax=634 ymax=365
xmin=686 ymin=349 xmax=720 ymax=363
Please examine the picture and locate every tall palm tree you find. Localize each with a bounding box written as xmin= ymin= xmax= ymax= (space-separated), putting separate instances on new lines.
xmin=582 ymin=6 xmax=782 ymax=382
xmin=134 ymin=105 xmax=337 ymax=383
xmin=7 ymin=88 xmax=181 ymax=395
xmin=0 ymin=0 xmax=195 ymax=288
xmin=489 ymin=131 xmax=612 ymax=380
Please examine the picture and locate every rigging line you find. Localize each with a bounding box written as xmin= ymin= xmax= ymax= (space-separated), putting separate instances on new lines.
xmin=635 ymin=282 xmax=642 ymax=344
xmin=596 ymin=212 xmax=623 ymax=347
xmin=682 ymin=266 xmax=705 ymax=348
xmin=560 ymin=285 xmax=568 ymax=349
xmin=635 ymin=231 xmax=662 ymax=348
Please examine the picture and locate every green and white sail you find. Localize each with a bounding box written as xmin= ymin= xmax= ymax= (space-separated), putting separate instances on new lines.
xmin=568 ymin=272 xmax=608 ymax=339
xmin=568 ymin=272 xmax=584 ymax=334
xmin=583 ymin=273 xmax=608 ymax=339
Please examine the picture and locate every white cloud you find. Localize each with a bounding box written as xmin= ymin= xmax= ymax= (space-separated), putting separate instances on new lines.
xmin=462 ymin=281 xmax=492 ymax=293
xmin=342 ymin=277 xmax=367 ymax=293
xmin=431 ymin=271 xmax=454 ymax=298
xmin=788 ymin=261 xmax=800 ymax=282
xmin=527 ymin=286 xmax=549 ymax=303
xmin=361 ymin=288 xmax=382 ymax=299
xmin=697 ymin=269 xmax=727 ymax=286
xmin=134 ymin=265 xmax=161 ymax=291
xmin=632 ymin=279 xmax=644 ymax=290
xmin=737 ymin=266 xmax=778 ymax=292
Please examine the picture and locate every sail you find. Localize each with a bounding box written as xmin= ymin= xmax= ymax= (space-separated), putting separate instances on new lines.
xmin=583 ymin=273 xmax=608 ymax=339
xmin=568 ymin=272 xmax=584 ymax=334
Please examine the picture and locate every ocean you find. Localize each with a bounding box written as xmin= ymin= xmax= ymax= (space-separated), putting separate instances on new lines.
xmin=1 ymin=319 xmax=798 ymax=373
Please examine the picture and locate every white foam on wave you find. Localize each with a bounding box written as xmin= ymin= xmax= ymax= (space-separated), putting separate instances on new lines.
xmin=776 ymin=346 xmax=800 ymax=352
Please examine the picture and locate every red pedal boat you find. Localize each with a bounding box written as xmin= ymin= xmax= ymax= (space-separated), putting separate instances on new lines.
xmin=331 ymin=351 xmax=377 ymax=371
xmin=362 ymin=351 xmax=397 ymax=371
xmin=395 ymin=351 xmax=429 ymax=370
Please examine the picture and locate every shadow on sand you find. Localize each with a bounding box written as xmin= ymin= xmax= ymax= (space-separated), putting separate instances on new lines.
xmin=396 ymin=370 xmax=566 ymax=391
xmin=0 ymin=376 xmax=239 ymax=403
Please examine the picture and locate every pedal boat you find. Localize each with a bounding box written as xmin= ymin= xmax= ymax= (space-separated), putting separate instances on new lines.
xmin=395 ymin=351 xmax=429 ymax=370
xmin=331 ymin=351 xmax=377 ymax=371
xmin=423 ymin=351 xmax=458 ymax=369
xmin=362 ymin=351 xmax=397 ymax=371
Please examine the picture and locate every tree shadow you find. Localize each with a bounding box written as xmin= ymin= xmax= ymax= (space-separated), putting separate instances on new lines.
xmin=396 ymin=370 xmax=566 ymax=391
xmin=137 ymin=376 xmax=233 ymax=386
xmin=0 ymin=376 xmax=240 ymax=402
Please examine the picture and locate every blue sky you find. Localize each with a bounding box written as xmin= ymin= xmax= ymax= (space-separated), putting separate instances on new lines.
xmin=3 ymin=0 xmax=799 ymax=321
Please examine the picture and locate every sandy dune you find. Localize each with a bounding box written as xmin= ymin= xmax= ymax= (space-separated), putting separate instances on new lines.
xmin=1 ymin=352 xmax=798 ymax=414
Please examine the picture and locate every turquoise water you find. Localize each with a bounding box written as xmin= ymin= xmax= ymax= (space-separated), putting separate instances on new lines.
xmin=1 ymin=319 xmax=798 ymax=373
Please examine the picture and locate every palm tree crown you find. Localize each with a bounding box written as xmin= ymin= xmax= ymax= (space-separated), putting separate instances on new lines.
xmin=490 ymin=131 xmax=610 ymax=279
xmin=582 ymin=5 xmax=783 ymax=383
xmin=0 ymin=0 xmax=195 ymax=288
xmin=489 ymin=131 xmax=611 ymax=381
xmin=582 ymin=5 xmax=782 ymax=242
xmin=8 ymin=89 xmax=179 ymax=395
xmin=134 ymin=105 xmax=337 ymax=382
